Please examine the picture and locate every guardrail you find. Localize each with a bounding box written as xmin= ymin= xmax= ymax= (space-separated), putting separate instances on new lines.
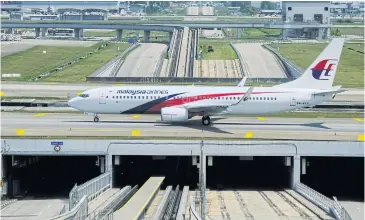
xmin=48 ymin=195 xmax=88 ymax=220
xmin=109 ymin=43 xmax=140 ymax=77
xmin=70 ymin=172 xmax=111 ymax=210
xmin=262 ymin=44 xmax=303 ymax=79
xmin=88 ymin=185 xmax=138 ymax=220
xmin=229 ymin=42 xmax=246 ymax=77
xmin=87 ymin=76 xmax=290 ymax=84
xmin=153 ymin=47 xmax=168 ymax=77
xmin=294 ymin=183 xmax=352 ymax=220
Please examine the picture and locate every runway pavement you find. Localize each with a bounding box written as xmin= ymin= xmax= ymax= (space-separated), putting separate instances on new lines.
xmin=1 ymin=82 xmax=363 ymax=102
xmin=116 ymin=43 xmax=167 ymax=77
xmin=233 ymin=43 xmax=287 ymax=78
xmin=1 ymin=113 xmax=363 ymax=141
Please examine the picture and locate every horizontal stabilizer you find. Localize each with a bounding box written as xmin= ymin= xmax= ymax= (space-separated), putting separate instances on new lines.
xmin=237 ymin=76 xmax=247 ymax=87
xmin=312 ymin=86 xmax=346 ymax=96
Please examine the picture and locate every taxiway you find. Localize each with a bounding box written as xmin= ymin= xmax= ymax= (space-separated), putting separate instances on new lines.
xmin=1 ymin=113 xmax=363 ymax=141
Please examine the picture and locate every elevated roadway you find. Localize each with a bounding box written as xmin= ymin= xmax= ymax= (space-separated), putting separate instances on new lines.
xmin=233 ymin=43 xmax=287 ymax=78
xmin=1 ymin=113 xmax=363 ymax=141
xmin=2 ymin=21 xmax=332 ymax=31
xmin=116 ymin=43 xmax=167 ymax=77
xmin=1 ymin=82 xmax=363 ymax=102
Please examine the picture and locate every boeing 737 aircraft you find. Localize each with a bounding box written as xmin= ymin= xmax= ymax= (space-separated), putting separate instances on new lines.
xmin=68 ymin=38 xmax=346 ymax=126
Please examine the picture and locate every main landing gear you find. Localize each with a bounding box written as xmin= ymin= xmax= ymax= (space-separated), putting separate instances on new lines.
xmin=94 ymin=114 xmax=99 ymax=122
xmin=202 ymin=116 xmax=211 ymax=126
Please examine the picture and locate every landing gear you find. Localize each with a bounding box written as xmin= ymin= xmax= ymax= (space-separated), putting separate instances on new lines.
xmin=94 ymin=115 xmax=99 ymax=122
xmin=202 ymin=116 xmax=211 ymax=126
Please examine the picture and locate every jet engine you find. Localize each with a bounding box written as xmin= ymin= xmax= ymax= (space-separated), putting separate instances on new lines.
xmin=161 ymin=107 xmax=189 ymax=122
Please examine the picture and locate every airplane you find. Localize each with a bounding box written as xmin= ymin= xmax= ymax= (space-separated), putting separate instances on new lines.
xmin=68 ymin=38 xmax=346 ymax=126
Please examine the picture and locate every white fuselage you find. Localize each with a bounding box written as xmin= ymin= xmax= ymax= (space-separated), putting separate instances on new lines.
xmin=68 ymin=85 xmax=333 ymax=115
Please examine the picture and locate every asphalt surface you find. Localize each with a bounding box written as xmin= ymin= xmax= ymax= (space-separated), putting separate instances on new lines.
xmin=1 ymin=113 xmax=363 ymax=141
xmin=233 ymin=43 xmax=287 ymax=78
xmin=0 ymin=199 xmax=66 ymax=220
xmin=116 ymin=43 xmax=167 ymax=77
xmin=1 ymin=82 xmax=363 ymax=102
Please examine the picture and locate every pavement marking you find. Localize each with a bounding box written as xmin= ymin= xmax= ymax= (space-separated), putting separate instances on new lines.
xmin=0 ymin=91 xmax=4 ymax=97
xmin=132 ymin=115 xmax=141 ymax=119
xmin=131 ymin=130 xmax=140 ymax=136
xmin=353 ymin=118 xmax=364 ymax=122
xmin=114 ymin=83 xmax=124 ymax=86
xmin=77 ymin=92 xmax=82 ymax=96
xmin=358 ymin=135 xmax=364 ymax=141
xmin=257 ymin=117 xmax=266 ymax=121
xmin=34 ymin=113 xmax=47 ymax=117
xmin=16 ymin=129 xmax=25 ymax=136
xmin=46 ymin=82 xmax=57 ymax=85
xmin=244 ymin=132 xmax=253 ymax=138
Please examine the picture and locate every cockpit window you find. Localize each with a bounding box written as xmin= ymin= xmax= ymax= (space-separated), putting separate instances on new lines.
xmin=79 ymin=93 xmax=90 ymax=98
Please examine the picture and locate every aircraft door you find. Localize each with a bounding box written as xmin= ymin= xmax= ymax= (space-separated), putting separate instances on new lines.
xmin=290 ymin=96 xmax=296 ymax=106
xmin=99 ymin=92 xmax=106 ymax=104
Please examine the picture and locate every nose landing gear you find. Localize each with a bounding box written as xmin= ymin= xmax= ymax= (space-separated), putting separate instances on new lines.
xmin=202 ymin=116 xmax=211 ymax=126
xmin=94 ymin=115 xmax=99 ymax=122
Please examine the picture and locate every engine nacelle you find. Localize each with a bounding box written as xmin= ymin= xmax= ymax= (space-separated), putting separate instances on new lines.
xmin=161 ymin=107 xmax=189 ymax=122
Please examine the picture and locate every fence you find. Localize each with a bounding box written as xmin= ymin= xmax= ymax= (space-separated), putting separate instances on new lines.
xmin=294 ymin=183 xmax=352 ymax=220
xmin=69 ymin=172 xmax=111 ymax=210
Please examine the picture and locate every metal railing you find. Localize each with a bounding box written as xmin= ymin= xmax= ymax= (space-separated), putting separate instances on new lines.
xmin=48 ymin=195 xmax=88 ymax=220
xmin=333 ymin=197 xmax=353 ymax=220
xmin=88 ymin=185 xmax=138 ymax=220
xmin=294 ymin=183 xmax=352 ymax=220
xmin=229 ymin=42 xmax=246 ymax=77
xmin=263 ymin=44 xmax=303 ymax=79
xmin=70 ymin=172 xmax=111 ymax=210
xmin=109 ymin=43 xmax=140 ymax=77
xmin=153 ymin=47 xmax=168 ymax=77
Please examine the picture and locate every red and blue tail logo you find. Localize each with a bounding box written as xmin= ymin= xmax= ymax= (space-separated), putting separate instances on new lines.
xmin=311 ymin=59 xmax=338 ymax=80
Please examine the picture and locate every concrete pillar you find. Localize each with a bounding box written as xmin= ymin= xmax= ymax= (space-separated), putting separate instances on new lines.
xmin=107 ymin=154 xmax=113 ymax=187
xmin=168 ymin=31 xmax=173 ymax=41
xmin=7 ymin=28 xmax=13 ymax=34
xmin=144 ymin=30 xmax=150 ymax=43
xmin=41 ymin=28 xmax=46 ymax=38
xmin=79 ymin=29 xmax=84 ymax=38
xmin=100 ymin=156 xmax=105 ymax=173
xmin=116 ymin=29 xmax=123 ymax=41
xmin=237 ymin=28 xmax=243 ymax=38
xmin=35 ymin=28 xmax=40 ymax=38
xmin=74 ymin=28 xmax=80 ymax=38
xmin=290 ymin=155 xmax=301 ymax=189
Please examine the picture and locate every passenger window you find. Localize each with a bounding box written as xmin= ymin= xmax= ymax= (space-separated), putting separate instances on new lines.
xmin=260 ymin=97 xmax=262 ymax=100
xmin=106 ymin=96 xmax=108 ymax=98
xmin=112 ymin=96 xmax=114 ymax=99
xmin=275 ymin=97 xmax=277 ymax=100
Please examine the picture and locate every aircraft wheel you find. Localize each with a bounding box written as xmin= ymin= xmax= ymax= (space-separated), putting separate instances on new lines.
xmin=202 ymin=116 xmax=210 ymax=126
xmin=94 ymin=116 xmax=99 ymax=122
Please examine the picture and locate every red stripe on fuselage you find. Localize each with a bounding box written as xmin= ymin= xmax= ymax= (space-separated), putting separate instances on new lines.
xmin=146 ymin=92 xmax=283 ymax=113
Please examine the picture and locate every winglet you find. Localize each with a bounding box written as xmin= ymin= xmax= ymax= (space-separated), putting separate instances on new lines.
xmin=237 ymin=76 xmax=247 ymax=87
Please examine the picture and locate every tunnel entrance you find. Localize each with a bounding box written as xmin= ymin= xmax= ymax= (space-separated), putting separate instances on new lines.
xmin=113 ymin=156 xmax=199 ymax=189
xmin=206 ymin=156 xmax=291 ymax=190
xmin=301 ymin=157 xmax=364 ymax=201
xmin=4 ymin=155 xmax=102 ymax=198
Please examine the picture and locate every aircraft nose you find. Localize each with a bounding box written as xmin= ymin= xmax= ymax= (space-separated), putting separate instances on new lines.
xmin=68 ymin=97 xmax=78 ymax=108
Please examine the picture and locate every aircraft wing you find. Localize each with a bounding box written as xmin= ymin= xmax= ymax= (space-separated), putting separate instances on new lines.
xmin=184 ymin=87 xmax=254 ymax=115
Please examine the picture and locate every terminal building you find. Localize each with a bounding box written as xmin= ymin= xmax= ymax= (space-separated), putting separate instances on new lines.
xmin=281 ymin=1 xmax=331 ymax=39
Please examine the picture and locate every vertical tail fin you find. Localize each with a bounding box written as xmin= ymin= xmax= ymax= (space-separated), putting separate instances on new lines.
xmin=274 ymin=38 xmax=345 ymax=90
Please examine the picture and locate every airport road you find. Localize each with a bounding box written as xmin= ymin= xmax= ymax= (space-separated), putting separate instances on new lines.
xmin=116 ymin=43 xmax=168 ymax=77
xmin=233 ymin=43 xmax=287 ymax=78
xmin=1 ymin=113 xmax=363 ymax=141
xmin=1 ymin=82 xmax=363 ymax=102
xmin=0 ymin=198 xmax=66 ymax=220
